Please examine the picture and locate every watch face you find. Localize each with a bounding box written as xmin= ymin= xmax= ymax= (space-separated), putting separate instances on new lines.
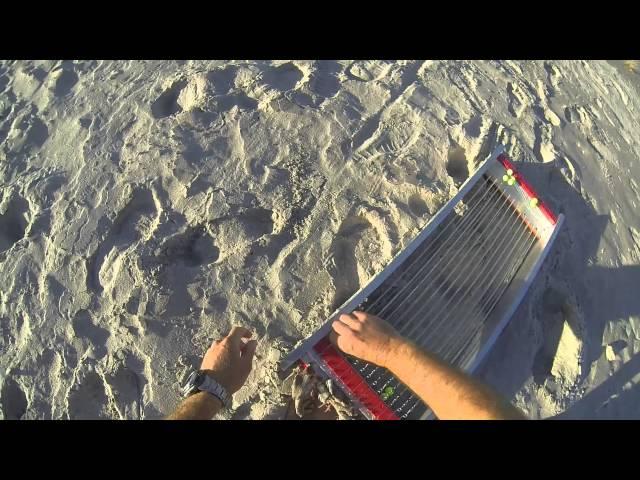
xmin=181 ymin=370 xmax=202 ymax=397
xmin=194 ymin=371 xmax=206 ymax=387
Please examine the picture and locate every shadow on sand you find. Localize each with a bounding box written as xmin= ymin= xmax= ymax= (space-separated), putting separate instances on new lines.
xmin=476 ymin=158 xmax=640 ymax=419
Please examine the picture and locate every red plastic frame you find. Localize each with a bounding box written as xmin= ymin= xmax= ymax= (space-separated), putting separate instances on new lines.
xmin=497 ymin=154 xmax=557 ymax=225
xmin=313 ymin=338 xmax=399 ymax=420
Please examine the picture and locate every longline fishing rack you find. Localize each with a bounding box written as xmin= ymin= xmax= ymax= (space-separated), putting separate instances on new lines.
xmin=279 ymin=147 xmax=565 ymax=420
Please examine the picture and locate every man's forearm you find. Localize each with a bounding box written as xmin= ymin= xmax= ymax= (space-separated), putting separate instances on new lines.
xmin=387 ymin=340 xmax=525 ymax=420
xmin=166 ymin=392 xmax=223 ymax=420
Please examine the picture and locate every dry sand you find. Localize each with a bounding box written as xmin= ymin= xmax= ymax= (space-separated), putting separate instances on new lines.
xmin=0 ymin=60 xmax=639 ymax=419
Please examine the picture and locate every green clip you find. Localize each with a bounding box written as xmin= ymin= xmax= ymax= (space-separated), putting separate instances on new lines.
xmin=503 ymin=169 xmax=516 ymax=186
xmin=381 ymin=385 xmax=395 ymax=401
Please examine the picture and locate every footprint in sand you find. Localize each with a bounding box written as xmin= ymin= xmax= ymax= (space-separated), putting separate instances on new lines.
xmin=173 ymin=74 xmax=209 ymax=113
xmin=215 ymin=92 xmax=258 ymax=113
xmin=556 ymin=154 xmax=581 ymax=190
xmin=564 ymin=104 xmax=593 ymax=131
xmin=347 ymin=60 xmax=393 ymax=82
xmin=247 ymin=62 xmax=308 ymax=109
xmin=408 ymin=193 xmax=430 ymax=217
xmin=237 ymin=61 xmax=304 ymax=108
xmin=542 ymin=106 xmax=561 ymax=127
xmin=151 ymin=79 xmax=188 ymax=119
xmin=204 ymin=66 xmax=258 ymax=113
xmin=88 ymin=187 xmax=160 ymax=293
xmin=544 ymin=61 xmax=562 ymax=95
xmin=150 ymin=215 xmax=260 ymax=323
xmin=9 ymin=67 xmax=43 ymax=99
xmin=446 ymin=144 xmax=470 ymax=183
xmin=288 ymin=61 xmax=343 ymax=109
xmin=0 ymin=193 xmax=30 ymax=255
xmin=327 ymin=212 xmax=393 ymax=309
xmin=534 ymin=121 xmax=557 ymax=163
xmin=260 ymin=62 xmax=304 ymax=92
xmin=105 ymin=352 xmax=148 ymax=420
xmin=1 ymin=377 xmax=28 ymax=419
xmin=309 ymin=61 xmax=342 ymax=99
xmin=498 ymin=130 xmax=532 ymax=165
xmin=463 ymin=114 xmax=489 ymax=139
xmin=6 ymin=109 xmax=49 ymax=162
xmin=533 ymin=84 xmax=561 ymax=127
xmin=207 ymin=66 xmax=238 ymax=95
xmin=50 ymin=63 xmax=79 ymax=98
xmin=507 ymin=81 xmax=529 ymax=119
xmin=532 ymin=284 xmax=584 ymax=392
xmin=151 ymin=224 xmax=223 ymax=319
xmin=67 ymin=369 xmax=110 ymax=419
xmin=156 ymin=225 xmax=220 ymax=268
xmin=329 ymin=215 xmax=373 ymax=308
xmin=210 ymin=207 xmax=275 ymax=259
xmin=375 ymin=111 xmax=423 ymax=156
xmin=353 ymin=107 xmax=423 ymax=164
xmin=71 ymin=310 xmax=110 ymax=360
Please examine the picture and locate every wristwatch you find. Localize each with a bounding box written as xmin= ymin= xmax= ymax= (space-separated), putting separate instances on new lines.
xmin=181 ymin=370 xmax=231 ymax=408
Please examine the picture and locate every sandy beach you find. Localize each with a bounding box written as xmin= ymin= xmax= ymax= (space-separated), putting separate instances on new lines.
xmin=0 ymin=60 xmax=639 ymax=419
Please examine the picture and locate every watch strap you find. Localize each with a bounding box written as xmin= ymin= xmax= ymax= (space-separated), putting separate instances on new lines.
xmin=181 ymin=370 xmax=231 ymax=408
xmin=198 ymin=373 xmax=232 ymax=408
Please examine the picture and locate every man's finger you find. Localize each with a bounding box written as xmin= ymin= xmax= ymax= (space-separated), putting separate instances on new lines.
xmin=330 ymin=330 xmax=352 ymax=354
xmin=337 ymin=313 xmax=361 ymax=331
xmin=343 ymin=311 xmax=360 ymax=321
xmin=351 ymin=311 xmax=369 ymax=322
xmin=228 ymin=326 xmax=253 ymax=347
xmin=332 ymin=319 xmax=353 ymax=337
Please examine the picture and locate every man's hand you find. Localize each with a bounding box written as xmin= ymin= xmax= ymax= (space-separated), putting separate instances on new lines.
xmin=201 ymin=326 xmax=258 ymax=394
xmin=330 ymin=311 xmax=404 ymax=368
xmin=166 ymin=326 xmax=258 ymax=420
xmin=330 ymin=312 xmax=526 ymax=420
